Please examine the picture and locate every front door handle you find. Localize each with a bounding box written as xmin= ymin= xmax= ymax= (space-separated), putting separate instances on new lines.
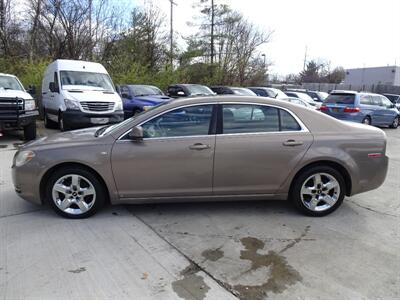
xmin=189 ymin=143 xmax=210 ymax=150
xmin=283 ymin=139 xmax=303 ymax=146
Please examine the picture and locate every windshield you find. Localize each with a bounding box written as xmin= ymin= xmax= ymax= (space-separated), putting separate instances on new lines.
xmin=325 ymin=93 xmax=355 ymax=105
xmin=291 ymin=92 xmax=315 ymax=103
xmin=60 ymin=71 xmax=115 ymax=91
xmin=97 ymin=101 xmax=169 ymax=137
xmin=0 ymin=75 xmax=24 ymax=91
xmin=384 ymin=94 xmax=399 ymax=103
xmin=231 ymin=88 xmax=257 ymax=96
xmin=186 ymin=85 xmax=215 ymax=96
xmin=130 ymin=85 xmax=163 ymax=96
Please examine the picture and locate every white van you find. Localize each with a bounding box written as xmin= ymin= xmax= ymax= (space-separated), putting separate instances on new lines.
xmin=42 ymin=59 xmax=123 ymax=131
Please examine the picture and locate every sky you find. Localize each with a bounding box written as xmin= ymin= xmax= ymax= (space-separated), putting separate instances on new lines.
xmin=136 ymin=0 xmax=400 ymax=76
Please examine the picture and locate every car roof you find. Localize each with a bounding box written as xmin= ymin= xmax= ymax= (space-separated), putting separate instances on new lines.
xmin=0 ymin=73 xmax=16 ymax=77
xmin=330 ymin=90 xmax=383 ymax=96
xmin=383 ymin=93 xmax=400 ymax=96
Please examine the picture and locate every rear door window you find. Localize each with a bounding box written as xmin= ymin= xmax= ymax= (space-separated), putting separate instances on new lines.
xmin=325 ymin=94 xmax=355 ymax=105
xmin=360 ymin=94 xmax=372 ymax=105
xmin=371 ymin=96 xmax=382 ymax=106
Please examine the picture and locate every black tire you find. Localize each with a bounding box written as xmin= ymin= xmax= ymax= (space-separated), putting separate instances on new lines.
xmin=362 ymin=116 xmax=371 ymax=125
xmin=23 ymin=122 xmax=37 ymax=141
xmin=290 ymin=165 xmax=346 ymax=217
xmin=45 ymin=167 xmax=106 ymax=219
xmin=58 ymin=112 xmax=70 ymax=131
xmin=44 ymin=110 xmax=58 ymax=129
xmin=389 ymin=116 xmax=399 ymax=129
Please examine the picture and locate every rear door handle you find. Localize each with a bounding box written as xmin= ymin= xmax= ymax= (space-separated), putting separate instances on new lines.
xmin=189 ymin=143 xmax=210 ymax=150
xmin=283 ymin=139 xmax=303 ymax=146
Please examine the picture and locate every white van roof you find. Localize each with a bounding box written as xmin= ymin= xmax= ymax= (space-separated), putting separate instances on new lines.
xmin=48 ymin=59 xmax=109 ymax=74
xmin=0 ymin=73 xmax=17 ymax=77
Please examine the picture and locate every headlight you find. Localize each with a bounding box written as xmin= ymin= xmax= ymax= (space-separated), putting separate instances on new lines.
xmin=24 ymin=99 xmax=36 ymax=111
xmin=64 ymin=99 xmax=80 ymax=110
xmin=143 ymin=106 xmax=152 ymax=111
xmin=115 ymin=100 xmax=123 ymax=111
xmin=14 ymin=150 xmax=35 ymax=167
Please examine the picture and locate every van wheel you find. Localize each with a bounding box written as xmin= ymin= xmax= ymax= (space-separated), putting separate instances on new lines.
xmin=46 ymin=167 xmax=105 ymax=218
xmin=362 ymin=116 xmax=371 ymax=125
xmin=290 ymin=166 xmax=345 ymax=217
xmin=59 ymin=112 xmax=70 ymax=131
xmin=23 ymin=122 xmax=37 ymax=141
xmin=389 ymin=116 xmax=399 ymax=129
xmin=44 ymin=110 xmax=58 ymax=129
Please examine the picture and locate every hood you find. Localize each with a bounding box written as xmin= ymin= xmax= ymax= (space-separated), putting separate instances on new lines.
xmin=63 ymin=89 xmax=121 ymax=103
xmin=133 ymin=95 xmax=171 ymax=104
xmin=0 ymin=89 xmax=32 ymax=100
xmin=23 ymin=127 xmax=107 ymax=150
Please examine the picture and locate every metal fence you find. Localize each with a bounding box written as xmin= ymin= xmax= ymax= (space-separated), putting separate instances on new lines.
xmin=296 ymin=83 xmax=400 ymax=94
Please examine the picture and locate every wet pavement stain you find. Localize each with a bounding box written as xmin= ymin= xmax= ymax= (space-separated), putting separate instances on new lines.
xmin=233 ymin=237 xmax=302 ymax=300
xmin=172 ymin=263 xmax=210 ymax=300
xmin=201 ymin=248 xmax=224 ymax=262
xmin=68 ymin=267 xmax=86 ymax=274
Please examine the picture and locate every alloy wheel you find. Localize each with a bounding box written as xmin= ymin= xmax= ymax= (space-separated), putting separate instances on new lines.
xmin=52 ymin=174 xmax=96 ymax=215
xmin=300 ymin=173 xmax=340 ymax=212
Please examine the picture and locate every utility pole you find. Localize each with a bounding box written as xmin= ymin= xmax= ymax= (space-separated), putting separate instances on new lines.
xmin=89 ymin=0 xmax=92 ymax=59
xmin=303 ymin=46 xmax=308 ymax=70
xmin=210 ymin=0 xmax=215 ymax=64
xmin=168 ymin=0 xmax=177 ymax=69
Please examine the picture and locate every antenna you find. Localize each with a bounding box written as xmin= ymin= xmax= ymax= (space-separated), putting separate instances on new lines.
xmin=303 ymin=46 xmax=308 ymax=70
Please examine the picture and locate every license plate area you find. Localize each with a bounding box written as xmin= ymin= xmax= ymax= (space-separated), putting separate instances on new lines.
xmin=90 ymin=117 xmax=109 ymax=124
xmin=331 ymin=108 xmax=340 ymax=112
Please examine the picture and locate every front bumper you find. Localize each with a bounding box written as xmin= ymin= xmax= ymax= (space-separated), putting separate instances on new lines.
xmin=0 ymin=110 xmax=39 ymax=129
xmin=63 ymin=110 xmax=124 ymax=129
xmin=12 ymin=161 xmax=42 ymax=205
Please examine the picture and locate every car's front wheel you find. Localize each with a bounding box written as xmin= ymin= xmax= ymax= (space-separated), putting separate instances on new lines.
xmin=46 ymin=167 xmax=106 ymax=218
xmin=389 ymin=116 xmax=399 ymax=129
xmin=291 ymin=166 xmax=346 ymax=216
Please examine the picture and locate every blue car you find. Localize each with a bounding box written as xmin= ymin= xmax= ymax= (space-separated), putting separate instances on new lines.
xmin=320 ymin=90 xmax=400 ymax=128
xmin=118 ymin=84 xmax=171 ymax=118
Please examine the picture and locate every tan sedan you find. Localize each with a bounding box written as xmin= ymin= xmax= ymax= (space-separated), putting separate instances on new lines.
xmin=12 ymin=96 xmax=388 ymax=218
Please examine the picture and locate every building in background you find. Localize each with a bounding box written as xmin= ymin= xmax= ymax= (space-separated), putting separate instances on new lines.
xmin=344 ymin=66 xmax=400 ymax=86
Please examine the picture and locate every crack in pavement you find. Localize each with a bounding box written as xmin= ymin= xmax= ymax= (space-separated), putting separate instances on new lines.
xmin=127 ymin=208 xmax=240 ymax=299
xmin=347 ymin=200 xmax=399 ymax=218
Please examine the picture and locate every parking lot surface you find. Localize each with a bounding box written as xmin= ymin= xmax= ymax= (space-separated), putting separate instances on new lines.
xmin=0 ymin=123 xmax=399 ymax=300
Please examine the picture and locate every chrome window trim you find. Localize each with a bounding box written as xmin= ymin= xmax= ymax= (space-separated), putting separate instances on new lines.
xmin=117 ymin=101 xmax=310 ymax=141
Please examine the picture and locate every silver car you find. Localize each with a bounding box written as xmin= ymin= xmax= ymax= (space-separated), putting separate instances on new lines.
xmin=12 ymin=96 xmax=388 ymax=218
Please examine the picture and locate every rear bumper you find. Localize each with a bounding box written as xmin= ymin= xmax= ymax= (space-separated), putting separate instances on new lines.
xmin=0 ymin=110 xmax=38 ymax=129
xmin=63 ymin=110 xmax=124 ymax=128
xmin=323 ymin=112 xmax=364 ymax=123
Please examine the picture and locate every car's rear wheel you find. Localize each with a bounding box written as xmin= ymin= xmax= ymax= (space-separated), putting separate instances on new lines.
xmin=291 ymin=166 xmax=345 ymax=216
xmin=362 ymin=116 xmax=371 ymax=125
xmin=46 ymin=167 xmax=106 ymax=218
xmin=389 ymin=116 xmax=399 ymax=129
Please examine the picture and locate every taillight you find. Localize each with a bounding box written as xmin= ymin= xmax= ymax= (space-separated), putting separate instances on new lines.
xmin=343 ymin=107 xmax=360 ymax=113
xmin=320 ymin=105 xmax=328 ymax=112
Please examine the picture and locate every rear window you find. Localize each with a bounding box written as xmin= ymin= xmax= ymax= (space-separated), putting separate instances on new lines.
xmin=324 ymin=93 xmax=355 ymax=105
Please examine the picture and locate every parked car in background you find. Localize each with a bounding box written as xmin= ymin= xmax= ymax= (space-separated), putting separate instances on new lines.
xmin=42 ymin=59 xmax=124 ymax=131
xmin=210 ymin=86 xmax=256 ymax=96
xmin=286 ymin=89 xmax=329 ymax=103
xmin=248 ymin=87 xmax=288 ymax=99
xmin=118 ymin=84 xmax=171 ymax=118
xmin=320 ymin=91 xmax=400 ymax=128
xmin=383 ymin=93 xmax=400 ymax=109
xmin=284 ymin=91 xmax=321 ymax=108
xmin=12 ymin=96 xmax=388 ymax=219
xmin=281 ymin=97 xmax=316 ymax=109
xmin=0 ymin=73 xmax=38 ymax=140
xmin=167 ymin=84 xmax=215 ymax=98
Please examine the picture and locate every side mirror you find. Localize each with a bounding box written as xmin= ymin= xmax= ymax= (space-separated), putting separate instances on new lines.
xmin=177 ymin=91 xmax=185 ymax=96
xmin=49 ymin=82 xmax=59 ymax=93
xmin=26 ymin=85 xmax=36 ymax=96
xmin=128 ymin=126 xmax=143 ymax=141
xmin=121 ymin=92 xmax=131 ymax=99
